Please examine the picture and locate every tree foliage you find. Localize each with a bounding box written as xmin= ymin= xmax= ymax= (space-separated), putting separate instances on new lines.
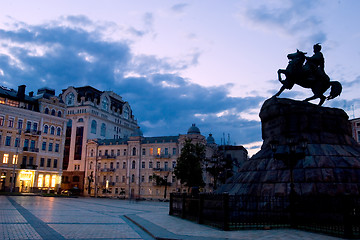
xmin=205 ymin=149 xmax=233 ymax=189
xmin=174 ymin=139 xmax=205 ymax=189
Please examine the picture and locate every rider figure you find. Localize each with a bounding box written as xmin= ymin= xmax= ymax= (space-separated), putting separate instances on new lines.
xmin=304 ymin=43 xmax=325 ymax=80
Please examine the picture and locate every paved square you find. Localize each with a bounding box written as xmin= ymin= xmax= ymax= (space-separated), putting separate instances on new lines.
xmin=0 ymin=195 xmax=343 ymax=239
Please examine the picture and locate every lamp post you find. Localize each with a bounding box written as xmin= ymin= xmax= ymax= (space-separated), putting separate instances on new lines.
xmin=10 ymin=130 xmax=21 ymax=192
xmin=270 ymin=137 xmax=307 ymax=227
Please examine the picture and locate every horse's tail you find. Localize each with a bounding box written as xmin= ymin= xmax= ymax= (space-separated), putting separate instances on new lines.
xmin=327 ymin=81 xmax=342 ymax=100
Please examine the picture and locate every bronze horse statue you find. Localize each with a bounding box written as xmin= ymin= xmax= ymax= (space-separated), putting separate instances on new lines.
xmin=274 ymin=49 xmax=342 ymax=106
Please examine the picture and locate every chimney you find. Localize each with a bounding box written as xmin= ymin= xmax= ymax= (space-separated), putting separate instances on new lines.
xmin=29 ymin=91 xmax=34 ymax=97
xmin=17 ymin=85 xmax=26 ymax=99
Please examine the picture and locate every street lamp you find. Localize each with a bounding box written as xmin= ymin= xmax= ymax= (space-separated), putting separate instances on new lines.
xmin=269 ymin=137 xmax=307 ymax=227
xmin=10 ymin=129 xmax=21 ymax=192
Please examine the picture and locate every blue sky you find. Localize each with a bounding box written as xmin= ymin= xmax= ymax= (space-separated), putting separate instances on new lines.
xmin=0 ymin=0 xmax=359 ymax=156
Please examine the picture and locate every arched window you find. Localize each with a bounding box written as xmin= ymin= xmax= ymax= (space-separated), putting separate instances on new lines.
xmin=67 ymin=119 xmax=72 ymax=127
xmin=101 ymin=123 xmax=106 ymax=137
xmin=132 ymin=160 xmax=136 ymax=169
xmin=50 ymin=126 xmax=55 ymax=135
xmin=124 ymin=106 xmax=129 ymax=119
xmin=57 ymin=111 xmax=62 ymax=117
xmin=91 ymin=120 xmax=97 ymax=134
xmin=89 ymin=161 xmax=93 ymax=169
xmin=56 ymin=127 xmax=61 ymax=136
xmin=102 ymin=97 xmax=109 ymax=111
xmin=78 ymin=118 xmax=84 ymax=122
xmin=44 ymin=125 xmax=49 ymax=134
xmin=66 ymin=92 xmax=75 ymax=106
xmin=132 ymin=147 xmax=136 ymax=156
xmin=45 ymin=108 xmax=49 ymax=114
xmin=51 ymin=109 xmax=55 ymax=116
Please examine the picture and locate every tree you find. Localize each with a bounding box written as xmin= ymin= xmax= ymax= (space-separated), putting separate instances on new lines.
xmin=205 ymin=149 xmax=233 ymax=189
xmin=153 ymin=173 xmax=170 ymax=199
xmin=174 ymin=139 xmax=205 ymax=192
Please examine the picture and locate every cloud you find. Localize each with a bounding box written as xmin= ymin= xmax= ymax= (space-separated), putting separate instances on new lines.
xmin=237 ymin=0 xmax=327 ymax=45
xmin=171 ymin=3 xmax=189 ymax=13
xmin=0 ymin=16 xmax=264 ymax=148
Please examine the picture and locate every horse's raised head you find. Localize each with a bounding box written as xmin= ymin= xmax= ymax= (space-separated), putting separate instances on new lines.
xmin=287 ymin=49 xmax=306 ymax=61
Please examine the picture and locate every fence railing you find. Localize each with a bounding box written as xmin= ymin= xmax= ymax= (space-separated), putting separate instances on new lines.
xmin=169 ymin=193 xmax=360 ymax=239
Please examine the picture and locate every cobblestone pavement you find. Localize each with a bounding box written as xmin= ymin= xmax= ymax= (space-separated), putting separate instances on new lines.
xmin=0 ymin=195 xmax=344 ymax=239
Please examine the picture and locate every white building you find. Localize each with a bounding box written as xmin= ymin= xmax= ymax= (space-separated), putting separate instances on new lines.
xmin=60 ymin=86 xmax=138 ymax=191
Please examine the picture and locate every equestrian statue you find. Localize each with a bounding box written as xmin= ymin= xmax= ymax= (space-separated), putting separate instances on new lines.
xmin=274 ymin=44 xmax=342 ymax=106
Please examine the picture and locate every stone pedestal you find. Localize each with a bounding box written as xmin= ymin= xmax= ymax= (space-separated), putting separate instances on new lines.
xmin=218 ymin=97 xmax=360 ymax=196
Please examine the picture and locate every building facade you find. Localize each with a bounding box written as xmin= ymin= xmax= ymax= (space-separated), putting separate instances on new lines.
xmin=0 ymin=85 xmax=67 ymax=193
xmin=350 ymin=118 xmax=360 ymax=144
xmin=60 ymin=86 xmax=138 ymax=191
xmin=83 ymin=124 xmax=248 ymax=199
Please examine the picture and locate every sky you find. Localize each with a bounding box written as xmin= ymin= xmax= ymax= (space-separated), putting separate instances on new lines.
xmin=0 ymin=0 xmax=359 ymax=156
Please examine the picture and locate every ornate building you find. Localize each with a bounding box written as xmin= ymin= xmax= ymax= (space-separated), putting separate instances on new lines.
xmin=60 ymin=86 xmax=138 ymax=192
xmin=83 ymin=124 xmax=247 ymax=199
xmin=0 ymin=85 xmax=66 ymax=193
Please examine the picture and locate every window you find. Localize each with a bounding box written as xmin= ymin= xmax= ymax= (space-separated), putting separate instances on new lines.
xmin=12 ymin=155 xmax=18 ymax=164
xmin=124 ymin=106 xmax=129 ymax=119
xmin=57 ymin=127 xmax=61 ymax=136
xmin=44 ymin=125 xmax=48 ymax=134
xmin=0 ymin=116 xmax=4 ymax=126
xmin=132 ymin=160 xmax=136 ymax=169
xmin=149 ymin=175 xmax=153 ymax=183
xmin=105 ymin=150 xmax=108 ymax=156
xmin=48 ymin=143 xmax=53 ymax=152
xmin=51 ymin=109 xmax=55 ymax=116
xmin=66 ymin=93 xmax=75 ymax=106
xmin=156 ymin=161 xmax=160 ymax=169
xmin=78 ymin=118 xmax=83 ymax=122
xmin=131 ymin=174 xmax=135 ymax=183
xmin=141 ymin=175 xmax=145 ymax=182
xmin=123 ymin=149 xmax=127 ymax=156
xmin=42 ymin=142 xmax=46 ymax=151
xmin=90 ymin=149 xmax=94 ymax=157
xmin=101 ymin=123 xmax=106 ymax=137
xmin=99 ymin=150 xmax=102 ymax=156
xmin=116 ymin=176 xmax=119 ymax=182
xmin=91 ymin=120 xmax=97 ymax=134
xmin=22 ymin=156 xmax=27 ymax=165
xmin=50 ymin=126 xmax=55 ymax=135
xmin=164 ymin=162 xmax=168 ymax=170
xmin=40 ymin=158 xmax=45 ymax=167
xmin=38 ymin=174 xmax=43 ymax=187
xmin=8 ymin=118 xmax=14 ymax=128
xmin=55 ymin=143 xmax=59 ymax=152
xmin=26 ymin=121 xmax=31 ymax=131
xmin=149 ymin=161 xmax=153 ymax=169
xmin=33 ymin=123 xmax=38 ymax=131
xmin=18 ymin=119 xmax=23 ymax=129
xmin=3 ymin=154 xmax=9 ymax=163
xmin=358 ymin=131 xmax=360 ymax=142
xmin=73 ymin=176 xmax=80 ymax=182
xmin=142 ymin=161 xmax=145 ymax=168
xmin=132 ymin=147 xmax=136 ymax=156
xmin=157 ymin=148 xmax=161 ymax=155
xmin=29 ymin=157 xmax=33 ymax=165
xmin=111 ymin=149 xmax=114 ymax=156
xmin=53 ymin=159 xmax=58 ymax=168
xmin=24 ymin=139 xmax=29 ymax=148
xmin=102 ymin=97 xmax=109 ymax=111
xmin=165 ymin=148 xmax=168 ymax=155
xmin=122 ymin=176 xmax=125 ymax=183
xmin=15 ymin=138 xmax=20 ymax=148
xmin=5 ymin=136 xmax=11 ymax=146
xmin=117 ymin=149 xmax=120 ymax=156
xmin=57 ymin=111 xmax=62 ymax=117
xmin=47 ymin=159 xmax=51 ymax=167
xmin=45 ymin=108 xmax=49 ymax=114
xmin=173 ymin=148 xmax=177 ymax=155
xmin=30 ymin=140 xmax=35 ymax=150
xmin=172 ymin=161 xmax=176 ymax=168
xmin=116 ymin=162 xmax=119 ymax=169
xmin=122 ymin=162 xmax=126 ymax=169
xmin=142 ymin=148 xmax=146 ymax=155
xmin=110 ymin=162 xmax=114 ymax=169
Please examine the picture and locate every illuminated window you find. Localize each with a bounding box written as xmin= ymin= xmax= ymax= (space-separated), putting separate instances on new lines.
xmin=3 ymin=154 xmax=9 ymax=163
xmin=157 ymin=148 xmax=161 ymax=155
xmin=150 ymin=148 xmax=153 ymax=155
xmin=0 ymin=97 xmax=5 ymax=104
xmin=51 ymin=175 xmax=56 ymax=188
xmin=38 ymin=174 xmax=44 ymax=187
xmin=12 ymin=155 xmax=18 ymax=164
xmin=45 ymin=175 xmax=50 ymax=187
xmin=7 ymin=100 xmax=19 ymax=107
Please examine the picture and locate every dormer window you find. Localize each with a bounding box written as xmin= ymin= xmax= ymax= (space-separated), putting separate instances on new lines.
xmin=102 ymin=97 xmax=109 ymax=111
xmin=66 ymin=93 xmax=75 ymax=106
xmin=124 ymin=106 xmax=129 ymax=119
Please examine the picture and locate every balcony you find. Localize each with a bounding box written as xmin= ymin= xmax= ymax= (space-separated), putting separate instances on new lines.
xmin=23 ymin=147 xmax=39 ymax=152
xmin=99 ymin=155 xmax=116 ymax=159
xmin=20 ymin=164 xmax=38 ymax=170
xmin=153 ymin=167 xmax=172 ymax=172
xmin=24 ymin=130 xmax=41 ymax=136
xmin=100 ymin=168 xmax=116 ymax=172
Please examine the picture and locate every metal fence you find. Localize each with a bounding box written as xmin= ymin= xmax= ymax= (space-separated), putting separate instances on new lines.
xmin=169 ymin=193 xmax=360 ymax=239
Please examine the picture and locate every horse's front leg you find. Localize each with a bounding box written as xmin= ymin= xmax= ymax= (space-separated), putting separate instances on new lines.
xmin=277 ymin=69 xmax=286 ymax=84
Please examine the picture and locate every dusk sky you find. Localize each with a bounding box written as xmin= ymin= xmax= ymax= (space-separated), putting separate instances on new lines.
xmin=1 ymin=0 xmax=359 ymax=156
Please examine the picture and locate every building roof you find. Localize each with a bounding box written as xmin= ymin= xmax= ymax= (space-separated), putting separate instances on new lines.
xmin=187 ymin=123 xmax=201 ymax=134
xmin=95 ymin=135 xmax=179 ymax=146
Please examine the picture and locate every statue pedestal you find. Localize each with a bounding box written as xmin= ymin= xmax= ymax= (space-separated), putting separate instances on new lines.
xmin=219 ymin=97 xmax=360 ymax=196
